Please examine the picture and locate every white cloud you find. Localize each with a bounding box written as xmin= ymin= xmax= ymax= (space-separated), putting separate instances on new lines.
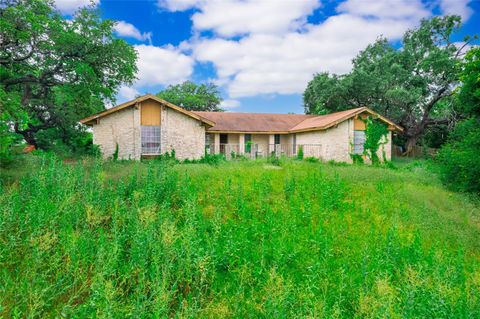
xmin=337 ymin=0 xmax=430 ymax=21
xmin=134 ymin=44 xmax=194 ymax=87
xmin=439 ymin=0 xmax=473 ymax=22
xmin=191 ymin=0 xmax=430 ymax=98
xmin=118 ymin=86 xmax=140 ymax=101
xmin=220 ymin=99 xmax=241 ymax=109
xmin=114 ymin=21 xmax=152 ymax=43
xmin=159 ymin=0 xmax=320 ymax=37
xmin=54 ymin=0 xmax=99 ymax=14
xmin=157 ymin=0 xmax=202 ymax=11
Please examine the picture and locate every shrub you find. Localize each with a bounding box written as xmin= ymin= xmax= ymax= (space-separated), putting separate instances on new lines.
xmin=112 ymin=143 xmax=119 ymax=161
xmin=350 ymin=153 xmax=364 ymax=164
xmin=296 ymin=145 xmax=304 ymax=160
xmin=199 ymin=153 xmax=226 ymax=166
xmin=437 ymin=118 xmax=480 ymax=193
xmin=304 ymin=156 xmax=319 ymax=163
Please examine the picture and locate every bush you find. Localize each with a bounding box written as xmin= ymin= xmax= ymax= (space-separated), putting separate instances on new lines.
xmin=304 ymin=156 xmax=320 ymax=163
xmin=296 ymin=145 xmax=304 ymax=160
xmin=437 ymin=118 xmax=480 ymax=193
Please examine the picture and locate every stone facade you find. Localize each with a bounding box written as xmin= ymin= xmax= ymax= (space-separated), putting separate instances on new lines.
xmin=92 ymin=107 xmax=141 ymax=160
xmin=90 ymin=99 xmax=393 ymax=162
xmin=296 ymin=119 xmax=354 ymax=162
xmin=160 ymin=106 xmax=206 ymax=160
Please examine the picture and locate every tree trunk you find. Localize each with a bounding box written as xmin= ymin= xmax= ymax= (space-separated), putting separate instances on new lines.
xmin=403 ymin=136 xmax=418 ymax=156
xmin=16 ymin=129 xmax=38 ymax=148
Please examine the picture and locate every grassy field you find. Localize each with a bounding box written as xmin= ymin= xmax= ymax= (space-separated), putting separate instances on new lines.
xmin=1 ymin=156 xmax=480 ymax=317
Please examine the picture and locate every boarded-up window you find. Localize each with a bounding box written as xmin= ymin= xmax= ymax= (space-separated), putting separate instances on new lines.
xmin=141 ymin=126 xmax=160 ymax=154
xmin=353 ymin=130 xmax=365 ymax=154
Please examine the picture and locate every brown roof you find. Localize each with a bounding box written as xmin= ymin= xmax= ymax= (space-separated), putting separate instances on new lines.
xmin=80 ymin=94 xmax=403 ymax=132
xmin=192 ymin=112 xmax=315 ymax=133
xmin=194 ymin=107 xmax=402 ymax=133
xmin=80 ymin=94 xmax=215 ymax=127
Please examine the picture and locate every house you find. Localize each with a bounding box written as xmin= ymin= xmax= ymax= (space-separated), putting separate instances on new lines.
xmin=80 ymin=94 xmax=402 ymax=162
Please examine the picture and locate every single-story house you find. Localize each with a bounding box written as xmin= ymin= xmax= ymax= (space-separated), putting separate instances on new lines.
xmin=80 ymin=94 xmax=402 ymax=162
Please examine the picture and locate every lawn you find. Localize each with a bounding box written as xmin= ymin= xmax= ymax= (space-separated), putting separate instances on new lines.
xmin=1 ymin=156 xmax=479 ymax=317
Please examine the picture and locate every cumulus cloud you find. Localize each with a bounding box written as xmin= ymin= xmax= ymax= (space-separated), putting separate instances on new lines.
xmin=220 ymin=99 xmax=241 ymax=110
xmin=134 ymin=44 xmax=194 ymax=88
xmin=118 ymin=86 xmax=140 ymax=101
xmin=114 ymin=21 xmax=152 ymax=43
xmin=190 ymin=0 xmax=432 ymax=98
xmin=159 ymin=0 xmax=320 ymax=36
xmin=54 ymin=0 xmax=99 ymax=14
xmin=439 ymin=0 xmax=473 ymax=21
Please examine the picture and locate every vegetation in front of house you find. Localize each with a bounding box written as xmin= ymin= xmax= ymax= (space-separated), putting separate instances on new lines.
xmin=304 ymin=16 xmax=475 ymax=154
xmin=1 ymin=157 xmax=479 ymax=317
xmin=438 ymin=47 xmax=480 ymax=194
xmin=349 ymin=117 xmax=389 ymax=165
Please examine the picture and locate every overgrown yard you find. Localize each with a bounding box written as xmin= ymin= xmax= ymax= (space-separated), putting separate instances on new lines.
xmin=1 ymin=157 xmax=480 ymax=317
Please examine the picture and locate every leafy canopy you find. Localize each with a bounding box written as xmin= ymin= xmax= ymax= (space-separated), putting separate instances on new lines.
xmin=157 ymin=81 xmax=223 ymax=112
xmin=438 ymin=47 xmax=480 ymax=194
xmin=0 ymin=0 xmax=138 ymax=148
xmin=304 ymin=16 xmax=475 ymax=153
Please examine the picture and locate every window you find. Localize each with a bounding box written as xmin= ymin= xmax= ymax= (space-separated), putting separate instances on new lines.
xmin=353 ymin=130 xmax=365 ymax=154
xmin=274 ymin=134 xmax=281 ymax=145
xmin=141 ymin=126 xmax=160 ymax=154
xmin=244 ymin=134 xmax=252 ymax=152
xmin=220 ymin=134 xmax=228 ymax=144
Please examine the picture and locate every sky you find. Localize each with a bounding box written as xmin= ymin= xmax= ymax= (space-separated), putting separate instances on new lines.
xmin=55 ymin=0 xmax=480 ymax=114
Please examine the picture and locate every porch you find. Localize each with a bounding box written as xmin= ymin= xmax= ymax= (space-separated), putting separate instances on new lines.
xmin=206 ymin=143 xmax=323 ymax=159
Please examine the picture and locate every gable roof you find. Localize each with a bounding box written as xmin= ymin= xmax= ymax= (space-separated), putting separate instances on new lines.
xmin=80 ymin=94 xmax=215 ymax=126
xmin=80 ymin=94 xmax=402 ymax=133
xmin=195 ymin=107 xmax=403 ymax=133
xmin=192 ymin=111 xmax=315 ymax=133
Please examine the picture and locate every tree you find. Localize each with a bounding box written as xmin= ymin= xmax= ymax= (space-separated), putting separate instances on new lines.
xmin=304 ymin=16 xmax=475 ymax=154
xmin=437 ymin=47 xmax=480 ymax=193
xmin=157 ymin=81 xmax=223 ymax=111
xmin=0 ymin=0 xmax=137 ymax=148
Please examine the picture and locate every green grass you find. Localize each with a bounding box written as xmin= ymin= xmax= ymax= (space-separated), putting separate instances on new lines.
xmin=1 ymin=156 xmax=479 ymax=317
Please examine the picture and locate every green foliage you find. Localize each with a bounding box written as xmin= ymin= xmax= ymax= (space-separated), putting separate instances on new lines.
xmin=350 ymin=153 xmax=364 ymax=164
xmin=154 ymin=149 xmax=178 ymax=164
xmin=304 ymin=16 xmax=473 ymax=151
xmin=296 ymin=145 xmax=304 ymax=160
xmin=437 ymin=115 xmax=480 ymax=194
xmin=457 ymin=47 xmax=480 ymax=116
xmin=363 ymin=117 xmax=389 ymax=164
xmin=304 ymin=156 xmax=319 ymax=163
xmin=438 ymin=47 xmax=480 ymax=194
xmin=245 ymin=140 xmax=254 ymax=153
xmin=112 ymin=143 xmax=119 ymax=161
xmin=157 ymin=81 xmax=223 ymax=111
xmin=0 ymin=0 xmax=137 ymax=149
xmin=1 ymin=158 xmax=479 ymax=317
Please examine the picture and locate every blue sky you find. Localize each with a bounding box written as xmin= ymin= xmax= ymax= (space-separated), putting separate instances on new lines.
xmin=56 ymin=0 xmax=479 ymax=114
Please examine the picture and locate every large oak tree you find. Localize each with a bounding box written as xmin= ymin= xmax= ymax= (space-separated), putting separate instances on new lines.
xmin=304 ymin=16 xmax=475 ymax=154
xmin=0 ymin=0 xmax=137 ymax=147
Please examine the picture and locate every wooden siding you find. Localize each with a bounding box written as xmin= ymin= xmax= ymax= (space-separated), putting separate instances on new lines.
xmin=141 ymin=100 xmax=161 ymax=126
xmin=354 ymin=118 xmax=366 ymax=130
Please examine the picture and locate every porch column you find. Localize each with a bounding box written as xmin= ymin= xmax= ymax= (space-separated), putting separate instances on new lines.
xmin=238 ymin=134 xmax=245 ymax=155
xmin=268 ymin=134 xmax=275 ymax=155
xmin=213 ymin=133 xmax=220 ymax=154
